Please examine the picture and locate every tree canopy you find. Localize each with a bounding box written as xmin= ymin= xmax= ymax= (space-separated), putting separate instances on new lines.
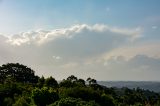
xmin=0 ymin=63 xmax=38 ymax=83
xmin=0 ymin=63 xmax=160 ymax=106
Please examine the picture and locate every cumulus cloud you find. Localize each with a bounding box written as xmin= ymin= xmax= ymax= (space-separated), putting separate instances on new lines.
xmin=6 ymin=24 xmax=142 ymax=46
xmin=2 ymin=24 xmax=159 ymax=81
xmin=3 ymin=24 xmax=142 ymax=61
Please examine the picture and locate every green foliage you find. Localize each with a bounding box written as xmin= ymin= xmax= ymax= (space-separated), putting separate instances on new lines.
xmin=49 ymin=97 xmax=100 ymax=106
xmin=3 ymin=97 xmax=14 ymax=106
xmin=59 ymin=87 xmax=101 ymax=103
xmin=0 ymin=80 xmax=23 ymax=105
xmin=100 ymin=94 xmax=116 ymax=106
xmin=32 ymin=87 xmax=59 ymax=106
xmin=0 ymin=63 xmax=38 ymax=83
xmin=59 ymin=87 xmax=116 ymax=106
xmin=37 ymin=76 xmax=45 ymax=88
xmin=13 ymin=96 xmax=31 ymax=106
xmin=77 ymin=78 xmax=86 ymax=86
xmin=59 ymin=79 xmax=73 ymax=88
xmin=45 ymin=76 xmax=58 ymax=88
xmin=0 ymin=63 xmax=160 ymax=106
xmin=59 ymin=76 xmax=85 ymax=88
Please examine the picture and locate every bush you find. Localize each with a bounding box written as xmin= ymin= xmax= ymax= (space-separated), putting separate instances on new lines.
xmin=45 ymin=77 xmax=58 ymax=88
xmin=100 ymin=94 xmax=116 ymax=106
xmin=13 ymin=96 xmax=30 ymax=106
xmin=3 ymin=97 xmax=14 ymax=106
xmin=32 ymin=87 xmax=59 ymax=106
xmin=49 ymin=97 xmax=100 ymax=106
xmin=59 ymin=87 xmax=101 ymax=102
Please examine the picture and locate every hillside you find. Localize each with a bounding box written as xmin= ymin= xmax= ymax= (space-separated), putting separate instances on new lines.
xmin=0 ymin=63 xmax=160 ymax=106
xmin=98 ymin=81 xmax=160 ymax=93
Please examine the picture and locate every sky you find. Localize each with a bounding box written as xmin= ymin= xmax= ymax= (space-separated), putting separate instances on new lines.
xmin=0 ymin=0 xmax=160 ymax=81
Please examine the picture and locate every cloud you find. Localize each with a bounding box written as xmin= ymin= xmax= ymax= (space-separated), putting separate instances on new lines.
xmin=100 ymin=55 xmax=160 ymax=81
xmin=104 ymin=55 xmax=160 ymax=71
xmin=3 ymin=24 xmax=142 ymax=61
xmin=47 ymin=54 xmax=160 ymax=81
xmin=3 ymin=24 xmax=159 ymax=81
xmin=7 ymin=24 xmax=142 ymax=46
xmin=52 ymin=56 xmax=62 ymax=60
xmin=101 ymin=41 xmax=160 ymax=61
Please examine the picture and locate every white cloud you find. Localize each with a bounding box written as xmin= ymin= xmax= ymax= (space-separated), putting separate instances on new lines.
xmin=2 ymin=24 xmax=142 ymax=62
xmin=6 ymin=24 xmax=142 ymax=46
xmin=1 ymin=24 xmax=159 ymax=81
xmin=52 ymin=56 xmax=62 ymax=60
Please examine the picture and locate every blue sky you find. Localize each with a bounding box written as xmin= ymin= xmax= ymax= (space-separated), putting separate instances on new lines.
xmin=1 ymin=0 xmax=160 ymax=34
xmin=0 ymin=0 xmax=160 ymax=81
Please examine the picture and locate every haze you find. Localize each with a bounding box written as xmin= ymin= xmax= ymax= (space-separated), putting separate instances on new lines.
xmin=0 ymin=0 xmax=160 ymax=81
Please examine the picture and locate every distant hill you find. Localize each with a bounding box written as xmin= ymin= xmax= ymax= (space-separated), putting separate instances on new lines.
xmin=98 ymin=81 xmax=160 ymax=92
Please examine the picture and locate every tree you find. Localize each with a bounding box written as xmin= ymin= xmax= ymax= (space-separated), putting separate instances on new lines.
xmin=32 ymin=87 xmax=59 ymax=106
xmin=45 ymin=76 xmax=58 ymax=88
xmin=59 ymin=87 xmax=101 ymax=102
xmin=0 ymin=63 xmax=38 ymax=83
xmin=13 ymin=96 xmax=30 ymax=106
xmin=60 ymin=76 xmax=85 ymax=88
xmin=59 ymin=79 xmax=73 ymax=88
xmin=87 ymin=77 xmax=97 ymax=85
xmin=49 ymin=97 xmax=100 ymax=106
xmin=3 ymin=97 xmax=14 ymax=106
xmin=67 ymin=75 xmax=78 ymax=82
xmin=37 ymin=76 xmax=45 ymax=88
xmin=77 ymin=79 xmax=85 ymax=86
xmin=100 ymin=94 xmax=116 ymax=106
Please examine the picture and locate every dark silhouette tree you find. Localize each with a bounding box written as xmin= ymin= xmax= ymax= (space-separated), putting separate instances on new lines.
xmin=67 ymin=75 xmax=78 ymax=82
xmin=60 ymin=76 xmax=85 ymax=88
xmin=87 ymin=77 xmax=97 ymax=85
xmin=45 ymin=76 xmax=58 ymax=88
xmin=38 ymin=76 xmax=45 ymax=88
xmin=59 ymin=79 xmax=73 ymax=88
xmin=77 ymin=78 xmax=85 ymax=86
xmin=0 ymin=63 xmax=38 ymax=83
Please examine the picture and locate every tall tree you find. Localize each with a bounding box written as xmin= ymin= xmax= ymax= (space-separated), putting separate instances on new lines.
xmin=45 ymin=76 xmax=58 ymax=88
xmin=0 ymin=63 xmax=38 ymax=83
xmin=67 ymin=75 xmax=78 ymax=82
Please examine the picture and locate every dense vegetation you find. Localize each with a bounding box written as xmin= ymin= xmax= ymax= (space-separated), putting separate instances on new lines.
xmin=0 ymin=63 xmax=160 ymax=106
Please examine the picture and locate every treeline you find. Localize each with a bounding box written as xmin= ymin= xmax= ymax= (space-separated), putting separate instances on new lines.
xmin=0 ymin=63 xmax=160 ymax=106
